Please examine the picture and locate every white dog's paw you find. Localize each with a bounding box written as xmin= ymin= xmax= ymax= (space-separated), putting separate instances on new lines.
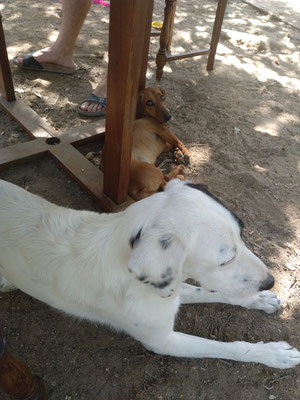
xmin=245 ymin=290 xmax=281 ymax=314
xmin=260 ymin=341 xmax=300 ymax=369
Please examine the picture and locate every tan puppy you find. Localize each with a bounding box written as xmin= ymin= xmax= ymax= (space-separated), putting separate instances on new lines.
xmin=129 ymin=87 xmax=189 ymax=200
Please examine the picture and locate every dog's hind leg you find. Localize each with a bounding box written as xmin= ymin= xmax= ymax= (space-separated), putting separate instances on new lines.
xmin=0 ymin=275 xmax=16 ymax=292
xmin=164 ymin=165 xmax=184 ymax=182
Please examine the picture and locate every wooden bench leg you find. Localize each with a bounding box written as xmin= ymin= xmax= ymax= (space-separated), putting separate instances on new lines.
xmin=0 ymin=13 xmax=16 ymax=102
xmin=167 ymin=0 xmax=177 ymax=51
xmin=207 ymin=0 xmax=227 ymax=71
xmin=155 ymin=0 xmax=177 ymax=81
xmin=0 ymin=334 xmax=47 ymax=399
xmin=103 ymin=0 xmax=154 ymax=204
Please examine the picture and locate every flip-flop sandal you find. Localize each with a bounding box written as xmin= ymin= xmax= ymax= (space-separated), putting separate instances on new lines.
xmin=78 ymin=93 xmax=107 ymax=117
xmin=13 ymin=53 xmax=76 ymax=75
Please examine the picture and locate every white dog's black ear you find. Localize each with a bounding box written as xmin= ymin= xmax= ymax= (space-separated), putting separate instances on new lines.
xmin=128 ymin=227 xmax=187 ymax=298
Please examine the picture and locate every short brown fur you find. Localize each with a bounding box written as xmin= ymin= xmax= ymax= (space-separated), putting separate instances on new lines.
xmin=129 ymin=87 xmax=189 ymax=200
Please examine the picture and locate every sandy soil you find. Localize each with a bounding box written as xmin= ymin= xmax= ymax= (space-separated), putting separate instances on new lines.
xmin=0 ymin=0 xmax=300 ymax=399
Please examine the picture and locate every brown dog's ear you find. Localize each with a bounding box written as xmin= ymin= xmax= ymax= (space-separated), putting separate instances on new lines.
xmin=159 ymin=87 xmax=166 ymax=99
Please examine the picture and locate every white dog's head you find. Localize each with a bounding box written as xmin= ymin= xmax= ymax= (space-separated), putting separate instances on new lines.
xmin=128 ymin=179 xmax=274 ymax=299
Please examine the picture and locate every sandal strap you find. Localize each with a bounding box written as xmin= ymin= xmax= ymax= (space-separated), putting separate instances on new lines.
xmin=84 ymin=93 xmax=107 ymax=106
xmin=22 ymin=53 xmax=44 ymax=70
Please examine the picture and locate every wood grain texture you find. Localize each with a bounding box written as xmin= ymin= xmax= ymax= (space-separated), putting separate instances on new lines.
xmin=103 ymin=0 xmax=154 ymax=204
xmin=0 ymin=13 xmax=15 ymax=102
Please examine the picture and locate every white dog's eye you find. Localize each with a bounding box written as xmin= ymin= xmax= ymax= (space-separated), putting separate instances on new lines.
xmin=220 ymin=256 xmax=235 ymax=267
xmin=219 ymin=246 xmax=236 ymax=266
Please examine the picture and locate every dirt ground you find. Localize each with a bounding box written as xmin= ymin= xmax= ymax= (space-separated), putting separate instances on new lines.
xmin=1 ymin=0 xmax=300 ymax=399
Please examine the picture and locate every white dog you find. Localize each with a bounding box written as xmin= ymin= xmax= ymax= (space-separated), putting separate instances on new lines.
xmin=0 ymin=178 xmax=299 ymax=369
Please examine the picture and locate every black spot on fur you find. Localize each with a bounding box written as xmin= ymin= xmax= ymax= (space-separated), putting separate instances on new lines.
xmin=186 ymin=183 xmax=244 ymax=234
xmin=138 ymin=274 xmax=148 ymax=282
xmin=151 ymin=277 xmax=173 ymax=289
xmin=161 ymin=266 xmax=172 ymax=279
xmin=196 ymin=288 xmax=201 ymax=291
xmin=129 ymin=227 xmax=142 ymax=248
xmin=159 ymin=236 xmax=173 ymax=250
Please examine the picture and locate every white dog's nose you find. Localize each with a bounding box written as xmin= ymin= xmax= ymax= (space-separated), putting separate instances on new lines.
xmin=259 ymin=273 xmax=275 ymax=291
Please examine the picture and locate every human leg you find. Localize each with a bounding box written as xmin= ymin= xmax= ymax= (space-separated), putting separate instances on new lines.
xmin=14 ymin=0 xmax=92 ymax=70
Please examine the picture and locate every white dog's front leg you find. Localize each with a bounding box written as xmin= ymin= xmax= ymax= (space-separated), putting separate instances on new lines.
xmin=180 ymin=283 xmax=281 ymax=314
xmin=147 ymin=331 xmax=300 ymax=369
xmin=180 ymin=283 xmax=228 ymax=304
xmin=234 ymin=290 xmax=282 ymax=314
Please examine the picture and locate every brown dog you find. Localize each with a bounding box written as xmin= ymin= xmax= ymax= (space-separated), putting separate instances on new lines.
xmin=129 ymin=87 xmax=189 ymax=200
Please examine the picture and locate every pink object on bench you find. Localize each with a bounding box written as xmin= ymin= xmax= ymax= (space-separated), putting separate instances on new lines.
xmin=93 ymin=0 xmax=110 ymax=6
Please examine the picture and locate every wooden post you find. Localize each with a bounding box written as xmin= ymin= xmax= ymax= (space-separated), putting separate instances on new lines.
xmin=103 ymin=0 xmax=154 ymax=204
xmin=167 ymin=0 xmax=177 ymax=51
xmin=0 ymin=12 xmax=16 ymax=102
xmin=0 ymin=334 xmax=48 ymax=399
xmin=207 ymin=0 xmax=227 ymax=71
xmin=155 ymin=0 xmax=176 ymax=81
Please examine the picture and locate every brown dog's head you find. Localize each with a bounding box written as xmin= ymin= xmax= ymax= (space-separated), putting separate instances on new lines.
xmin=137 ymin=87 xmax=171 ymax=123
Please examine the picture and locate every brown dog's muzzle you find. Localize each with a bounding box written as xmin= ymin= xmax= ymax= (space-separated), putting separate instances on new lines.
xmin=164 ymin=113 xmax=171 ymax=122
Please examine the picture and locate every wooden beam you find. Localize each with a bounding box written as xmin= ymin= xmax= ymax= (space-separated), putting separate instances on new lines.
xmin=58 ymin=120 xmax=105 ymax=145
xmin=0 ymin=13 xmax=15 ymax=102
xmin=166 ymin=49 xmax=210 ymax=62
xmin=49 ymin=142 xmax=134 ymax=211
xmin=0 ymin=138 xmax=48 ymax=171
xmin=0 ymin=97 xmax=56 ymax=138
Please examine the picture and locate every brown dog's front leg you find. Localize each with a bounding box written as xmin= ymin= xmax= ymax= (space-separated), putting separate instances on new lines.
xmin=156 ymin=126 xmax=190 ymax=165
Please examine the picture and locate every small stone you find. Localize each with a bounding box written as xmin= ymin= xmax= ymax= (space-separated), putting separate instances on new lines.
xmin=285 ymin=262 xmax=296 ymax=271
xmin=86 ymin=152 xmax=96 ymax=160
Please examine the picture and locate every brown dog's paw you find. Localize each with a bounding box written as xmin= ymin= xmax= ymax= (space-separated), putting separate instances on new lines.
xmin=174 ymin=148 xmax=190 ymax=166
xmin=183 ymin=152 xmax=190 ymax=166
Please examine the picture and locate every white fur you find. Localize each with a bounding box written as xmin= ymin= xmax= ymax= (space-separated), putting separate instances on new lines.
xmin=0 ymin=179 xmax=299 ymax=369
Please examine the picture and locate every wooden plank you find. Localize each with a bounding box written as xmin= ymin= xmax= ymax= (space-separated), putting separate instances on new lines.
xmin=49 ymin=142 xmax=134 ymax=212
xmin=103 ymin=0 xmax=154 ymax=204
xmin=0 ymin=95 xmax=105 ymax=145
xmin=0 ymin=13 xmax=15 ymax=102
xmin=0 ymin=97 xmax=56 ymax=139
xmin=166 ymin=49 xmax=210 ymax=62
xmin=58 ymin=120 xmax=105 ymax=145
xmin=0 ymin=138 xmax=48 ymax=171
